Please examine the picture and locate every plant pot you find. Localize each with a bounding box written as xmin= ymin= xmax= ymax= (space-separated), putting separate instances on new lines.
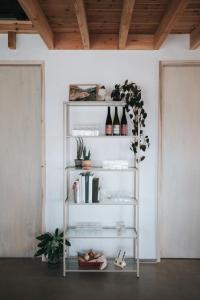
xmin=82 ymin=160 xmax=91 ymax=170
xmin=48 ymin=257 xmax=60 ymax=264
xmin=75 ymin=159 xmax=83 ymax=169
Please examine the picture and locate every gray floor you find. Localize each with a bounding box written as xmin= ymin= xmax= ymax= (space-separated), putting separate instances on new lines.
xmin=0 ymin=259 xmax=200 ymax=300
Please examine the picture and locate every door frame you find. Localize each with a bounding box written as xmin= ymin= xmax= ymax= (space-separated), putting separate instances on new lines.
xmin=0 ymin=60 xmax=46 ymax=234
xmin=157 ymin=60 xmax=200 ymax=261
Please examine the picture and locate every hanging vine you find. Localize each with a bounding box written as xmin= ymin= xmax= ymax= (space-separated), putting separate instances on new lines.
xmin=111 ymin=80 xmax=150 ymax=162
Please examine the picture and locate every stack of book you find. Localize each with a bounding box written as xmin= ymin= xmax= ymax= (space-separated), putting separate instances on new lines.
xmin=73 ymin=172 xmax=99 ymax=203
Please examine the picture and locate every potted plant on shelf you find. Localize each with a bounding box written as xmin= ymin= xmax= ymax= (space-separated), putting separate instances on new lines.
xmin=75 ymin=137 xmax=84 ymax=169
xmin=82 ymin=146 xmax=91 ymax=170
xmin=111 ymin=80 xmax=150 ymax=163
xmin=34 ymin=228 xmax=71 ymax=264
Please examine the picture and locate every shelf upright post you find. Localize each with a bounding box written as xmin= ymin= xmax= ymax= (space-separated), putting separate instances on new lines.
xmin=63 ymin=102 xmax=67 ymax=276
xmin=133 ymin=156 xmax=136 ymax=260
xmin=136 ymin=109 xmax=141 ymax=278
xmin=66 ymin=102 xmax=70 ymax=259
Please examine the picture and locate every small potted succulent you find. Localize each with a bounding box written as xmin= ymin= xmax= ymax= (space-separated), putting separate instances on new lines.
xmin=82 ymin=146 xmax=91 ymax=170
xmin=75 ymin=137 xmax=84 ymax=169
xmin=34 ymin=228 xmax=71 ymax=264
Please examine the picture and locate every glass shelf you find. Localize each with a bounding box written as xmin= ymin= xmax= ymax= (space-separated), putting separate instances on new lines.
xmin=66 ymin=101 xmax=126 ymax=107
xmin=65 ymin=257 xmax=137 ymax=273
xmin=65 ymin=166 xmax=137 ymax=172
xmin=67 ymin=198 xmax=138 ymax=206
xmin=66 ymin=227 xmax=137 ymax=239
xmin=66 ymin=135 xmax=132 ymax=138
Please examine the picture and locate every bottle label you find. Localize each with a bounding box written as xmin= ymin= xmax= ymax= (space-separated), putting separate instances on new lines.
xmin=121 ymin=125 xmax=128 ymax=136
xmin=106 ymin=125 xmax=112 ymax=135
xmin=113 ymin=125 xmax=120 ymax=135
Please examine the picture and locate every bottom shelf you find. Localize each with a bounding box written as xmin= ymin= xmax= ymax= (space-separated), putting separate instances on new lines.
xmin=64 ymin=257 xmax=137 ymax=273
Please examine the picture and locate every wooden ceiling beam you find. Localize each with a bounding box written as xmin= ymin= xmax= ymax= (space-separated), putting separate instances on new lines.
xmin=190 ymin=24 xmax=200 ymax=49
xmin=74 ymin=0 xmax=90 ymax=49
xmin=154 ymin=0 xmax=189 ymax=49
xmin=119 ymin=0 xmax=135 ymax=49
xmin=8 ymin=32 xmax=16 ymax=49
xmin=0 ymin=21 xmax=35 ymax=33
xmin=18 ymin=0 xmax=54 ymax=49
xmin=55 ymin=33 xmax=154 ymax=50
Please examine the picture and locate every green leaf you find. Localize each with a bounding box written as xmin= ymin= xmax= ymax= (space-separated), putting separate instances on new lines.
xmin=37 ymin=240 xmax=48 ymax=248
xmin=36 ymin=233 xmax=52 ymax=241
xmin=59 ymin=232 xmax=64 ymax=237
xmin=34 ymin=248 xmax=45 ymax=257
xmin=65 ymin=240 xmax=71 ymax=246
xmin=55 ymin=228 xmax=59 ymax=237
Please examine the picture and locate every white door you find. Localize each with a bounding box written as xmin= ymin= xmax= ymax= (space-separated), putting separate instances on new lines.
xmin=160 ymin=62 xmax=200 ymax=258
xmin=0 ymin=64 xmax=44 ymax=257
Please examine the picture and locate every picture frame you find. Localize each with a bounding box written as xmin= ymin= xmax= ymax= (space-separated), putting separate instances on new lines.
xmin=69 ymin=84 xmax=99 ymax=101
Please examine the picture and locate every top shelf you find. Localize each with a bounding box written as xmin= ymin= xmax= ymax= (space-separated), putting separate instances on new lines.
xmin=66 ymin=101 xmax=126 ymax=107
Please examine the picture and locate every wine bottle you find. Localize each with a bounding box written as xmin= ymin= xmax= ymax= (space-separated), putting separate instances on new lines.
xmin=113 ymin=107 xmax=120 ymax=136
xmin=121 ymin=107 xmax=128 ymax=136
xmin=105 ymin=106 xmax=113 ymax=136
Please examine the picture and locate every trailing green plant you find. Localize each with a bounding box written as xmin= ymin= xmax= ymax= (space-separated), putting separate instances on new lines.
xmin=83 ymin=146 xmax=91 ymax=160
xmin=35 ymin=228 xmax=71 ymax=264
xmin=76 ymin=137 xmax=84 ymax=159
xmin=111 ymin=80 xmax=150 ymax=162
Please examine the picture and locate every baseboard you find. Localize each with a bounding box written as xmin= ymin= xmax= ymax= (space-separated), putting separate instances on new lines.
xmin=140 ymin=259 xmax=158 ymax=263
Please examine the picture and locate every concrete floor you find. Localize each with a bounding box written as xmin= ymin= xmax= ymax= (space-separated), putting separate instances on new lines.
xmin=0 ymin=259 xmax=200 ymax=300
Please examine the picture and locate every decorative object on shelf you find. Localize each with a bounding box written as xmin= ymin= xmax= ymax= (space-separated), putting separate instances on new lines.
xmin=69 ymin=84 xmax=98 ymax=101
xmin=102 ymin=160 xmax=128 ymax=170
xmin=116 ymin=221 xmax=126 ymax=232
xmin=75 ymin=137 xmax=84 ymax=169
xmin=78 ymin=250 xmax=108 ymax=270
xmin=121 ymin=107 xmax=128 ymax=136
xmin=82 ymin=146 xmax=91 ymax=170
xmin=114 ymin=250 xmax=126 ymax=269
xmin=75 ymin=222 xmax=102 ymax=231
xmin=113 ymin=107 xmax=120 ymax=136
xmin=105 ymin=106 xmax=113 ymax=136
xmin=111 ymin=80 xmax=150 ymax=161
xmin=72 ymin=174 xmax=99 ymax=204
xmin=72 ymin=124 xmax=99 ymax=136
xmin=100 ymin=190 xmax=134 ymax=204
xmin=98 ymin=85 xmax=106 ymax=101
xmin=111 ymin=84 xmax=121 ymax=101
xmin=35 ymin=228 xmax=71 ymax=264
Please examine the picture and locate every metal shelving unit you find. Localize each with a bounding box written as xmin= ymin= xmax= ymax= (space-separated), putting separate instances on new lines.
xmin=63 ymin=101 xmax=140 ymax=277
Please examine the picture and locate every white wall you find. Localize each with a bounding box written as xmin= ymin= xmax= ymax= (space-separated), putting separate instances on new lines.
xmin=0 ymin=34 xmax=200 ymax=259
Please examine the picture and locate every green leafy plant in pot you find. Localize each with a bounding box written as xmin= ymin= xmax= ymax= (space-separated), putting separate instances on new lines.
xmin=111 ymin=80 xmax=150 ymax=164
xmin=75 ymin=137 xmax=84 ymax=169
xmin=82 ymin=146 xmax=91 ymax=170
xmin=35 ymin=228 xmax=71 ymax=264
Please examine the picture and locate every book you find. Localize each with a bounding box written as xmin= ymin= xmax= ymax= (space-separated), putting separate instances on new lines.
xmin=81 ymin=173 xmax=85 ymax=203
xmin=73 ymin=180 xmax=80 ymax=203
xmin=92 ymin=177 xmax=99 ymax=203
xmin=85 ymin=173 xmax=89 ymax=203
xmin=89 ymin=174 xmax=94 ymax=204
xmin=78 ymin=174 xmax=82 ymax=203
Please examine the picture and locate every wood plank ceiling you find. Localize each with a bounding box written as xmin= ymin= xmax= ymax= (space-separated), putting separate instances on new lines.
xmin=0 ymin=0 xmax=200 ymax=50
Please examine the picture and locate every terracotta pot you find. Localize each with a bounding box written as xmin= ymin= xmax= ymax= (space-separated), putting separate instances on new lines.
xmin=82 ymin=160 xmax=91 ymax=170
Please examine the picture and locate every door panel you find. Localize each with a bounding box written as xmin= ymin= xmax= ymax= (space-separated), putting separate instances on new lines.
xmin=160 ymin=64 xmax=200 ymax=258
xmin=0 ymin=65 xmax=42 ymax=257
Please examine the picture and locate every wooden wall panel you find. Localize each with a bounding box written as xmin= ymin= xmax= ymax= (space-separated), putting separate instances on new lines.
xmin=0 ymin=65 xmax=43 ymax=257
